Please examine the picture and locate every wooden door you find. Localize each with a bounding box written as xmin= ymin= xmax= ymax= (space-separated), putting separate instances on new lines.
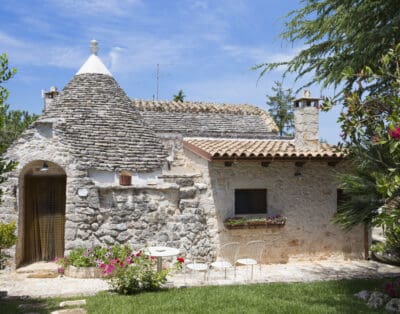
xmin=23 ymin=175 xmax=66 ymax=264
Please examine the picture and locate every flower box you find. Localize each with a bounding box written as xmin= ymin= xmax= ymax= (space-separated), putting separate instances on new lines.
xmin=224 ymin=215 xmax=286 ymax=229
xmin=64 ymin=265 xmax=103 ymax=278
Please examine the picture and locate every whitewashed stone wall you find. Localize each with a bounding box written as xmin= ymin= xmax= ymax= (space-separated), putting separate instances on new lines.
xmin=200 ymin=159 xmax=364 ymax=263
xmin=0 ymin=124 xmax=218 ymax=268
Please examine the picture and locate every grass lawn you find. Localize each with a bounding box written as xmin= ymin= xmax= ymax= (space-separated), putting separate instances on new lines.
xmin=0 ymin=278 xmax=390 ymax=314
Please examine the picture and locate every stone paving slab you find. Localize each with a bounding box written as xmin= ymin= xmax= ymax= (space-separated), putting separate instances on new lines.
xmin=0 ymin=260 xmax=400 ymax=298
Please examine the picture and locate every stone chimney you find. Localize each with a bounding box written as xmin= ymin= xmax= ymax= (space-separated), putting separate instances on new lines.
xmin=42 ymin=86 xmax=59 ymax=111
xmin=293 ymin=90 xmax=320 ymax=151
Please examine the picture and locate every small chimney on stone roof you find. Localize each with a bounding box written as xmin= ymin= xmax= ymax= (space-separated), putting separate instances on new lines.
xmin=293 ymin=90 xmax=320 ymax=151
xmin=90 ymin=39 xmax=99 ymax=55
xmin=42 ymin=86 xmax=59 ymax=111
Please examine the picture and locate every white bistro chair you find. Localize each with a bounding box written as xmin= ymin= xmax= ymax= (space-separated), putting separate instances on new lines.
xmin=185 ymin=257 xmax=209 ymax=282
xmin=235 ymin=240 xmax=265 ymax=280
xmin=210 ymin=242 xmax=240 ymax=279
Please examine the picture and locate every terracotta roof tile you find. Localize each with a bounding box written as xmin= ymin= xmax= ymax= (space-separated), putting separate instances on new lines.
xmin=183 ymin=138 xmax=343 ymax=160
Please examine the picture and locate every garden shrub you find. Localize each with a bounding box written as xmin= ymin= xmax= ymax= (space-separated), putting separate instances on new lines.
xmin=56 ymin=244 xmax=132 ymax=273
xmin=107 ymin=253 xmax=168 ymax=295
xmin=0 ymin=221 xmax=17 ymax=269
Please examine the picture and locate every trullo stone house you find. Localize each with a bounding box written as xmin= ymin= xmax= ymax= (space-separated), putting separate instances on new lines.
xmin=0 ymin=41 xmax=365 ymax=268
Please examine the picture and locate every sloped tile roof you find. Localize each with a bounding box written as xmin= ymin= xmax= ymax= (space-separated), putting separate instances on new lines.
xmin=132 ymin=100 xmax=279 ymax=139
xmin=183 ymin=138 xmax=343 ymax=160
xmin=40 ymin=73 xmax=166 ymax=172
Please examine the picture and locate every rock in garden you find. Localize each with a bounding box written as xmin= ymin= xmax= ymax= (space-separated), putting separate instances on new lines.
xmin=51 ymin=309 xmax=86 ymax=314
xmin=386 ymin=298 xmax=400 ymax=313
xmin=59 ymin=299 xmax=86 ymax=307
xmin=354 ymin=290 xmax=371 ymax=301
xmin=367 ymin=291 xmax=390 ymax=309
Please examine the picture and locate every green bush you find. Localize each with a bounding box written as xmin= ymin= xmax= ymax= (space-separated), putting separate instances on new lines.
xmin=56 ymin=244 xmax=132 ymax=273
xmin=107 ymin=253 xmax=168 ymax=295
xmin=0 ymin=221 xmax=17 ymax=269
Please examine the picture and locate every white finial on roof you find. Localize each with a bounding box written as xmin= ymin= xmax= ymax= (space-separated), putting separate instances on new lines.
xmin=303 ymin=90 xmax=311 ymax=98
xmin=90 ymin=39 xmax=99 ymax=55
xmin=76 ymin=40 xmax=112 ymax=76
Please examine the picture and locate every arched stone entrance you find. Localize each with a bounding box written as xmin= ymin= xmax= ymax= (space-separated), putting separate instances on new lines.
xmin=16 ymin=161 xmax=66 ymax=267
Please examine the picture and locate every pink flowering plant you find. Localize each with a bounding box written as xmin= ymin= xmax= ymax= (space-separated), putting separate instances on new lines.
xmin=106 ymin=250 xmax=168 ymax=294
xmin=332 ymin=45 xmax=400 ymax=244
xmin=55 ymin=244 xmax=131 ymax=275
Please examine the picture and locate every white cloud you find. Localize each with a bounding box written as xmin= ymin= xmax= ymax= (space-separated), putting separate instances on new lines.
xmin=47 ymin=0 xmax=142 ymax=16
xmin=0 ymin=31 xmax=26 ymax=48
xmin=222 ymin=44 xmax=302 ymax=64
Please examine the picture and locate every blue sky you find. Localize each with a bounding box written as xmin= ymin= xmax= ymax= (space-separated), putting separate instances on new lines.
xmin=0 ymin=0 xmax=342 ymax=143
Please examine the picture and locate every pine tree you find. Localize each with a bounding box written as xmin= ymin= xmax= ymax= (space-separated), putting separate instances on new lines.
xmin=266 ymin=81 xmax=294 ymax=136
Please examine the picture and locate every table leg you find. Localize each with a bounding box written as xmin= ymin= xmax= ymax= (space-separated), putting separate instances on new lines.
xmin=156 ymin=257 xmax=162 ymax=273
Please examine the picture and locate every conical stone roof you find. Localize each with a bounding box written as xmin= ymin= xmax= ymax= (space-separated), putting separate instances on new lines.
xmin=40 ymin=43 xmax=166 ymax=173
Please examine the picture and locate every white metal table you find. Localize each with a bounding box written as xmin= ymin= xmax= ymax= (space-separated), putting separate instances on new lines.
xmin=147 ymin=246 xmax=180 ymax=273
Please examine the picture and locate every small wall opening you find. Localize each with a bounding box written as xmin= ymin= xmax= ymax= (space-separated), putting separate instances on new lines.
xmin=119 ymin=170 xmax=132 ymax=186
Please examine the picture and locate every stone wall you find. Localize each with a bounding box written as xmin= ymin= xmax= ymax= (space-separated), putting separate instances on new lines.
xmin=203 ymin=159 xmax=364 ymax=263
xmin=65 ymin=174 xmax=216 ymax=260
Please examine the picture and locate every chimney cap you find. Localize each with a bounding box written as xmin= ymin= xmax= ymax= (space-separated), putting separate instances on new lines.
xmin=293 ymin=90 xmax=320 ymax=108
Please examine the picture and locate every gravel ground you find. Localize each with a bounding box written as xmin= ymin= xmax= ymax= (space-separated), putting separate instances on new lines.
xmin=1 ymin=259 xmax=400 ymax=298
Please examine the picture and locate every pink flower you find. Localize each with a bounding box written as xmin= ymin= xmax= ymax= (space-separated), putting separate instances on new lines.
xmin=57 ymin=267 xmax=64 ymax=274
xmin=150 ymin=256 xmax=155 ymax=260
xmin=125 ymin=257 xmax=132 ymax=265
xmin=389 ymin=127 xmax=400 ymax=140
xmin=135 ymin=250 xmax=142 ymax=257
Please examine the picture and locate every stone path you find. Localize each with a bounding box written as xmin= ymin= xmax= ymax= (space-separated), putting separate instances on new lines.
xmin=1 ymin=260 xmax=400 ymax=298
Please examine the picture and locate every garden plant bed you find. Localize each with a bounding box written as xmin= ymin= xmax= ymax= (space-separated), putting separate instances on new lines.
xmin=64 ymin=265 xmax=102 ymax=278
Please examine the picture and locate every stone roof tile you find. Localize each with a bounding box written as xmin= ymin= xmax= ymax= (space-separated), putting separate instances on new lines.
xmin=41 ymin=73 xmax=166 ymax=172
xmin=132 ymin=99 xmax=279 ymax=138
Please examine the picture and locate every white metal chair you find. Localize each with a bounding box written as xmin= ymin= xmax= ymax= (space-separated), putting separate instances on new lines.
xmin=210 ymin=242 xmax=240 ymax=279
xmin=185 ymin=257 xmax=209 ymax=282
xmin=235 ymin=240 xmax=265 ymax=280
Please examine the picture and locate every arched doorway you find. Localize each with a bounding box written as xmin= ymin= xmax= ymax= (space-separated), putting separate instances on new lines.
xmin=18 ymin=161 xmax=66 ymax=266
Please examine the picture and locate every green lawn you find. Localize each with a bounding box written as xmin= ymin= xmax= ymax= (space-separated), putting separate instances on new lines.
xmin=0 ymin=278 xmax=390 ymax=314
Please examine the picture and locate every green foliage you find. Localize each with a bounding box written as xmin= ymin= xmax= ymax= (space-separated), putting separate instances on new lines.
xmin=0 ymin=221 xmax=17 ymax=268
xmin=0 ymin=104 xmax=38 ymax=153
xmin=266 ymin=81 xmax=294 ymax=136
xmin=108 ymin=254 xmax=168 ymax=295
xmin=0 ymin=53 xmax=37 ymax=214
xmin=332 ymin=45 xmax=400 ymax=243
xmin=255 ymin=0 xmax=400 ymax=96
xmin=56 ymin=244 xmax=132 ymax=269
xmin=0 ymin=53 xmax=16 ymax=109
xmin=173 ymin=89 xmax=185 ymax=102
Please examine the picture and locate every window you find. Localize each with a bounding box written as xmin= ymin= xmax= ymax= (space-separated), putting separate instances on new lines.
xmin=337 ymin=189 xmax=350 ymax=210
xmin=235 ymin=189 xmax=267 ymax=215
xmin=119 ymin=171 xmax=132 ymax=186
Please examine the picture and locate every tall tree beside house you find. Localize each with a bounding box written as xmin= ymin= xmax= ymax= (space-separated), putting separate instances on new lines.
xmin=173 ymin=89 xmax=185 ymax=102
xmin=0 ymin=54 xmax=37 ymax=153
xmin=255 ymin=0 xmax=400 ymax=97
xmin=0 ymin=53 xmax=25 ymax=267
xmin=266 ymin=81 xmax=294 ymax=136
xmin=332 ymin=46 xmax=400 ymax=256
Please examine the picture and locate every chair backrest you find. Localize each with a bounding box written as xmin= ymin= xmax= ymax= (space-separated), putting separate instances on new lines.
xmin=219 ymin=242 xmax=240 ymax=264
xmin=239 ymin=240 xmax=266 ymax=262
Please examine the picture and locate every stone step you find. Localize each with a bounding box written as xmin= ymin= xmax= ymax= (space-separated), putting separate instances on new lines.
xmin=16 ymin=262 xmax=58 ymax=274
